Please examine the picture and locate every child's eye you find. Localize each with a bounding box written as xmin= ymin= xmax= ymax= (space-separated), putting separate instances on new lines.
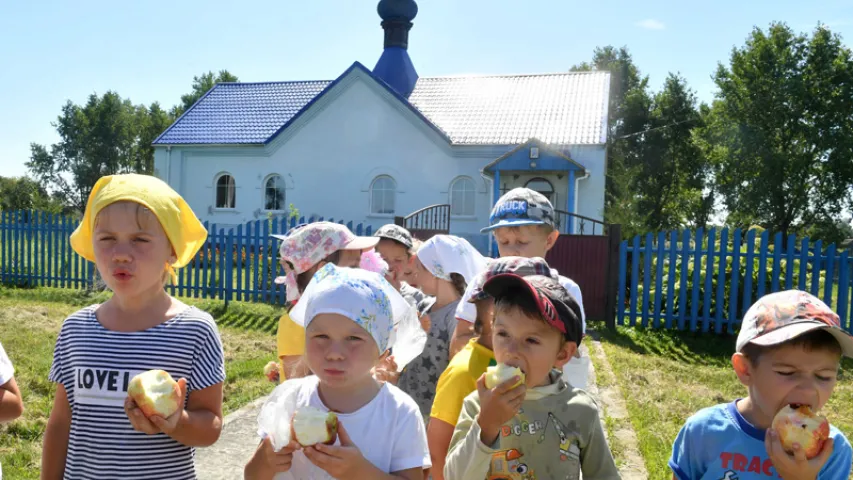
xmin=816 ymin=374 xmax=834 ymax=382
xmin=526 ymin=338 xmax=540 ymax=345
xmin=496 ymin=331 xmax=509 ymax=338
xmin=314 ymin=334 xmax=329 ymax=340
xmin=98 ymin=236 xmax=115 ymax=242
xmin=348 ymin=336 xmax=363 ymax=342
xmin=776 ymin=371 xmax=794 ymax=376
xmin=133 ymin=238 xmax=149 ymax=243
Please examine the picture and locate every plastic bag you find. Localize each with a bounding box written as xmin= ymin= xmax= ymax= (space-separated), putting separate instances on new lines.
xmin=388 ymin=300 xmax=428 ymax=372
xmin=257 ymin=381 xmax=302 ymax=452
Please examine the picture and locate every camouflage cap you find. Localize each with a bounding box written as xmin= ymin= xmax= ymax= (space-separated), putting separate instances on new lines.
xmin=482 ymin=188 xmax=556 ymax=233
xmin=736 ymin=290 xmax=853 ymax=357
xmin=374 ymin=224 xmax=414 ymax=250
xmin=467 ymin=256 xmax=554 ymax=303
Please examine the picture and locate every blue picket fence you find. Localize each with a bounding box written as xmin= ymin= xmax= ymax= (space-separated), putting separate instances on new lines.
xmin=0 ymin=210 xmax=374 ymax=306
xmin=617 ymin=227 xmax=853 ymax=334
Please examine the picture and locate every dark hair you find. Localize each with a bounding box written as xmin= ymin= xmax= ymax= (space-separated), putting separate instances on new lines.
xmin=285 ymin=250 xmax=343 ymax=309
xmin=449 ymin=273 xmax=467 ymax=297
xmin=494 ymin=286 xmax=542 ymax=322
xmin=741 ymin=329 xmax=842 ymax=365
xmin=473 ymin=298 xmax=494 ymax=335
xmin=378 ymin=237 xmax=410 ymax=252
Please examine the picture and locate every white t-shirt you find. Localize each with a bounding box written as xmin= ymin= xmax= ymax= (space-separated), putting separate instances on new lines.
xmin=264 ymin=376 xmax=430 ymax=479
xmin=456 ymin=269 xmax=587 ymax=333
xmin=0 ymin=341 xmax=13 ymax=480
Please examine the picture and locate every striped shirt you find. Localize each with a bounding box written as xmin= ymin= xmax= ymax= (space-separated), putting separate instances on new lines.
xmin=48 ymin=305 xmax=226 ymax=480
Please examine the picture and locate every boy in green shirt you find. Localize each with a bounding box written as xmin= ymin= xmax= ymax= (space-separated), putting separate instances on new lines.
xmin=444 ymin=273 xmax=618 ymax=480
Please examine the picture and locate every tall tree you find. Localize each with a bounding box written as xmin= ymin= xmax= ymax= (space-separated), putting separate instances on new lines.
xmin=0 ymin=176 xmax=64 ymax=213
xmin=27 ymin=92 xmax=148 ymax=211
xmin=711 ymin=23 xmax=853 ymax=240
xmin=170 ymin=70 xmax=238 ymax=118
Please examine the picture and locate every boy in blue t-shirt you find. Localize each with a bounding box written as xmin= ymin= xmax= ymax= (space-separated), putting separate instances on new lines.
xmin=670 ymin=290 xmax=853 ymax=480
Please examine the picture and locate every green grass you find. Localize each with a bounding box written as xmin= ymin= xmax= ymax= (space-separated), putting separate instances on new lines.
xmin=0 ymin=287 xmax=281 ymax=479
xmin=595 ymin=327 xmax=853 ymax=479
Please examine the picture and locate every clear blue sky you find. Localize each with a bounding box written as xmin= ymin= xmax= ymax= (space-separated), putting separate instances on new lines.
xmin=1 ymin=0 xmax=851 ymax=179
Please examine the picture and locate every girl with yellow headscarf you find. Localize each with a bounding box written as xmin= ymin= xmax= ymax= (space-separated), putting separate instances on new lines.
xmin=41 ymin=174 xmax=226 ymax=480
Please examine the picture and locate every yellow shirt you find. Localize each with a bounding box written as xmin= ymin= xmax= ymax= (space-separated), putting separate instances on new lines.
xmin=429 ymin=338 xmax=496 ymax=426
xmin=276 ymin=311 xmax=306 ymax=380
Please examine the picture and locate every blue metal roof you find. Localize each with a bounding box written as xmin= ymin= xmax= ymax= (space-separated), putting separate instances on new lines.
xmin=154 ymin=64 xmax=610 ymax=146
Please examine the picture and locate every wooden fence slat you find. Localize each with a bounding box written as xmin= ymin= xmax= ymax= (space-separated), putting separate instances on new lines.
xmin=811 ymin=240 xmax=823 ymax=297
xmin=664 ymin=230 xmax=678 ymax=329
xmin=617 ymin=241 xmax=627 ymax=326
xmin=771 ymin=232 xmax=782 ymax=292
xmin=714 ymin=228 xmax=729 ymax=334
xmin=653 ymin=231 xmax=665 ymax=329
xmin=641 ymin=233 xmax=653 ymax=328
xmin=756 ymin=231 xmax=770 ymax=300
xmin=838 ymin=251 xmax=850 ymax=330
xmin=729 ymin=229 xmax=742 ymax=331
xmin=824 ymin=244 xmax=836 ymax=307
xmin=702 ymin=228 xmax=716 ymax=333
xmin=677 ymin=230 xmax=690 ymax=330
xmin=629 ymin=236 xmax=640 ymax=327
xmin=798 ymin=237 xmax=810 ymax=291
xmin=784 ymin=234 xmax=796 ymax=289
xmin=690 ymin=228 xmax=704 ymax=331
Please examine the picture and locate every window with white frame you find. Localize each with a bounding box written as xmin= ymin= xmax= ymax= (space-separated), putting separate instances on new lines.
xmin=370 ymin=176 xmax=396 ymax=215
xmin=264 ymin=175 xmax=285 ymax=211
xmin=450 ymin=177 xmax=475 ymax=216
xmin=215 ymin=174 xmax=236 ymax=209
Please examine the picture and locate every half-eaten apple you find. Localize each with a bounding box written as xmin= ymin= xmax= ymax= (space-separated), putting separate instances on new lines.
xmin=127 ymin=369 xmax=182 ymax=418
xmin=291 ymin=406 xmax=338 ymax=446
xmin=771 ymin=404 xmax=830 ymax=459
xmin=485 ymin=363 xmax=525 ymax=389
xmin=263 ymin=361 xmax=280 ymax=383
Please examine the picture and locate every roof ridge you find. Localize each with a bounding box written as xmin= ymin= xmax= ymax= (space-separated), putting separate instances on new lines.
xmin=418 ymin=70 xmax=611 ymax=80
xmin=215 ymin=79 xmax=333 ymax=87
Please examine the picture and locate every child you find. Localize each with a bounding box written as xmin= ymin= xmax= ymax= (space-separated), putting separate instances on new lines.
xmin=272 ymin=222 xmax=379 ymax=380
xmin=398 ymin=235 xmax=488 ymax=417
xmin=427 ymin=257 xmax=552 ymax=480
xmin=41 ymin=174 xmax=226 ymax=479
xmin=245 ymin=265 xmax=430 ymax=479
xmin=444 ymin=273 xmax=619 ymax=479
xmin=457 ymin=188 xmax=590 ymax=389
xmin=0 ymin=339 xmax=24 ymax=478
xmin=374 ymin=224 xmax=430 ymax=309
xmin=670 ymin=290 xmax=853 ymax=480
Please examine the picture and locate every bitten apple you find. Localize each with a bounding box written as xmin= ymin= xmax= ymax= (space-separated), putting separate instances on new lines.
xmin=263 ymin=361 xmax=280 ymax=383
xmin=485 ymin=363 xmax=525 ymax=389
xmin=772 ymin=404 xmax=830 ymax=459
xmin=291 ymin=406 xmax=338 ymax=446
xmin=127 ymin=370 xmax=182 ymax=418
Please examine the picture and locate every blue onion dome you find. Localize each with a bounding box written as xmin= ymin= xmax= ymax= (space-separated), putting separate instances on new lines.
xmin=377 ymin=0 xmax=418 ymax=22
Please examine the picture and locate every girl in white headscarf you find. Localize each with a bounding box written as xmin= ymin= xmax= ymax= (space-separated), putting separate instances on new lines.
xmin=248 ymin=265 xmax=429 ymax=479
xmin=396 ymin=235 xmax=488 ymax=418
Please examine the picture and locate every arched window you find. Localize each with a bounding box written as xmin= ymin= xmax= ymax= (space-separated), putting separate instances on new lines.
xmin=215 ymin=174 xmax=236 ymax=209
xmin=370 ymin=176 xmax=396 ymax=215
xmin=264 ymin=175 xmax=285 ymax=211
xmin=450 ymin=177 xmax=475 ymax=216
xmin=525 ymin=177 xmax=555 ymax=204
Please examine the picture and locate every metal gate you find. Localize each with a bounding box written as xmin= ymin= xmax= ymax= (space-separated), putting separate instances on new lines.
xmin=545 ymin=210 xmax=620 ymax=327
xmin=395 ymin=204 xmax=451 ymax=241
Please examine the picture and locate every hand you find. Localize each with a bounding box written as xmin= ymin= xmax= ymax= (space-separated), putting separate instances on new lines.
xmin=475 ymin=373 xmax=526 ymax=446
xmin=260 ymin=436 xmax=301 ymax=473
xmin=766 ymin=428 xmax=834 ymax=480
xmin=124 ymin=378 xmax=187 ymax=436
xmin=303 ymin=422 xmax=372 ymax=478
xmin=373 ymin=355 xmax=400 ymax=384
xmin=419 ymin=313 xmax=432 ymax=332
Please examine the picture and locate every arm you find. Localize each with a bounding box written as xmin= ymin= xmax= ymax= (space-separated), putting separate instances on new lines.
xmin=449 ymin=321 xmax=473 ymax=359
xmin=163 ymin=382 xmax=223 ymax=447
xmin=426 ymin=418 xmax=455 ymax=480
xmin=579 ymin=408 xmax=620 ymax=479
xmin=41 ymin=384 xmax=72 ymax=480
xmin=443 ymin=396 xmax=494 ymax=480
xmin=280 ymin=355 xmax=311 ymax=379
xmin=245 ymin=437 xmax=300 ymax=480
xmin=0 ymin=377 xmax=23 ymax=422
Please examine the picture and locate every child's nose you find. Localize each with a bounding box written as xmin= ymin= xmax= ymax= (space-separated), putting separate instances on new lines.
xmin=325 ymin=343 xmax=346 ymax=361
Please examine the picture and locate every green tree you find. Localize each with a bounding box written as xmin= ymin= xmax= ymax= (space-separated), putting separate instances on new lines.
xmin=0 ymin=176 xmax=64 ymax=213
xmin=170 ymin=70 xmax=239 ymax=118
xmin=27 ymin=92 xmax=151 ymax=211
xmin=710 ymin=23 xmax=853 ymax=240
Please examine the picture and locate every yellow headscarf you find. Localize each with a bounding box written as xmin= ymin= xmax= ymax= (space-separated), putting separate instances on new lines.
xmin=70 ymin=174 xmax=208 ymax=282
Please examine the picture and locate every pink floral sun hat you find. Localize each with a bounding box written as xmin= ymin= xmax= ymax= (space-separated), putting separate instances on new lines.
xmin=272 ymin=222 xmax=379 ymax=301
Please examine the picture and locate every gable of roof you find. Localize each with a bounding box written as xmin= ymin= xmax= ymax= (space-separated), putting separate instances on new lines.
xmin=154 ymin=67 xmax=610 ymax=147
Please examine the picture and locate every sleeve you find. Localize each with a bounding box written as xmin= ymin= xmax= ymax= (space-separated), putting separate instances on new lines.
xmin=430 ymin=366 xmax=475 ymax=426
xmin=668 ymin=420 xmax=699 ymax=480
xmin=580 ymin=407 xmax=620 ymax=479
xmin=0 ymin=341 xmax=14 ymax=386
xmin=454 ymin=283 xmax=477 ymax=324
xmin=390 ymin=397 xmax=432 ymax=472
xmin=277 ymin=312 xmax=306 ymax=357
xmin=562 ymin=279 xmax=587 ymax=331
xmin=443 ymin=394 xmax=495 ymax=480
xmin=189 ymin=317 xmax=226 ymax=392
xmin=819 ymin=432 xmax=853 ymax=479
xmin=48 ymin=320 xmax=68 ymax=385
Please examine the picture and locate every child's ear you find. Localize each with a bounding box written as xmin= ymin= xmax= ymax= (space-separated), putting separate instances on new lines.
xmin=545 ymin=229 xmax=560 ymax=250
xmin=731 ymin=353 xmax=754 ymax=387
xmin=554 ymin=340 xmax=577 ymax=369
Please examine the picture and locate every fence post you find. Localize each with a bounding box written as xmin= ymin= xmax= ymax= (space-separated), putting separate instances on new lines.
xmin=394 ymin=216 xmax=406 ymax=227
xmin=603 ymin=224 xmax=621 ymax=330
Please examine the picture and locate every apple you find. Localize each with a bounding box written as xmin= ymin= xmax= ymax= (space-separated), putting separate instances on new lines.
xmin=291 ymin=406 xmax=338 ymax=446
xmin=485 ymin=363 xmax=525 ymax=390
xmin=263 ymin=361 xmax=280 ymax=383
xmin=127 ymin=369 xmax=181 ymax=418
xmin=772 ymin=404 xmax=830 ymax=459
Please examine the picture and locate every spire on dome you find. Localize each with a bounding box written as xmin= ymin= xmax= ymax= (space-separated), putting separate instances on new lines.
xmin=373 ymin=0 xmax=419 ymax=98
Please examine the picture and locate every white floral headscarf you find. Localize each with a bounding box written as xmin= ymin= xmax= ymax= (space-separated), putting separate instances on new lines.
xmin=289 ymin=264 xmax=427 ymax=370
xmin=416 ymin=235 xmax=488 ymax=285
